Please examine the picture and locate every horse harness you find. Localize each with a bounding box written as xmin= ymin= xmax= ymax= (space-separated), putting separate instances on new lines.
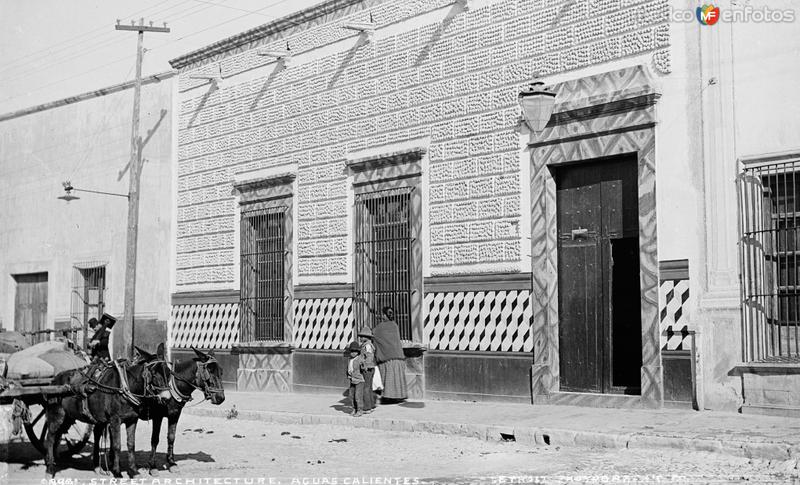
xmin=78 ymin=358 xmax=169 ymax=407
xmin=167 ymin=358 xmax=222 ymax=403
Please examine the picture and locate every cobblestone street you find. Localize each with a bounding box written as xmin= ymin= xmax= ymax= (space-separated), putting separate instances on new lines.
xmin=4 ymin=414 xmax=800 ymax=484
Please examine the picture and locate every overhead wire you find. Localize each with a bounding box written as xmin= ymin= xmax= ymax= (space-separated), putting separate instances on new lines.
xmin=0 ymin=0 xmax=193 ymax=76
xmin=0 ymin=0 xmax=207 ymax=82
xmin=0 ymin=0 xmax=312 ymax=108
xmin=0 ymin=2 xmax=216 ymax=106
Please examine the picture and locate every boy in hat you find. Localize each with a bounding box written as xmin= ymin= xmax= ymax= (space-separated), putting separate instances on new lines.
xmin=358 ymin=326 xmax=377 ymax=413
xmin=88 ymin=313 xmax=115 ymax=361
xmin=345 ymin=340 xmax=366 ymax=417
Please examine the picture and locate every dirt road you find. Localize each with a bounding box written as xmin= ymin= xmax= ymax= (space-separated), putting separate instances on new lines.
xmin=4 ymin=413 xmax=798 ymax=484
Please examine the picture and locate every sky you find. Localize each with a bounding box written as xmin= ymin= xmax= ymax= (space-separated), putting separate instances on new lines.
xmin=0 ymin=0 xmax=324 ymax=115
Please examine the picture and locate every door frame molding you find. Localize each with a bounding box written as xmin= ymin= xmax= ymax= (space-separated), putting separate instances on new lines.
xmin=528 ymin=65 xmax=663 ymax=407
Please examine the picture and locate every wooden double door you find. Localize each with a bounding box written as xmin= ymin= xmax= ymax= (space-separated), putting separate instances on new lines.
xmin=556 ymin=156 xmax=642 ymax=394
xmin=14 ymin=272 xmax=48 ymax=345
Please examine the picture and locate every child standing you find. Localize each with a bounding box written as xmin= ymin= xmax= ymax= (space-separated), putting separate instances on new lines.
xmin=358 ymin=327 xmax=377 ymax=412
xmin=346 ymin=341 xmax=366 ymax=416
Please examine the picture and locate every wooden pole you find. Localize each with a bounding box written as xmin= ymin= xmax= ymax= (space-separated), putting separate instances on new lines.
xmin=114 ymin=19 xmax=169 ymax=359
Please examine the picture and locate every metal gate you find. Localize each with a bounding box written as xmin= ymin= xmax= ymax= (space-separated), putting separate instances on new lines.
xmin=353 ymin=187 xmax=413 ymax=340
xmin=240 ymin=206 xmax=286 ymax=342
xmin=739 ymin=159 xmax=800 ymax=362
xmin=70 ymin=264 xmax=106 ymax=348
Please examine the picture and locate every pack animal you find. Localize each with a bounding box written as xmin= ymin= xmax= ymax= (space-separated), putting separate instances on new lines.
xmin=44 ymin=344 xmax=171 ymax=478
xmin=144 ymin=347 xmax=225 ymax=475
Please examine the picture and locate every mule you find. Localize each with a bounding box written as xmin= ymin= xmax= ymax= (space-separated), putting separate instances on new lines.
xmin=146 ymin=347 xmax=225 ymax=475
xmin=44 ymin=344 xmax=171 ymax=478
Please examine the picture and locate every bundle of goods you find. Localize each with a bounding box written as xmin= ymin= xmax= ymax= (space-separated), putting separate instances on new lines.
xmin=4 ymin=340 xmax=89 ymax=380
xmin=0 ymin=331 xmax=29 ymax=353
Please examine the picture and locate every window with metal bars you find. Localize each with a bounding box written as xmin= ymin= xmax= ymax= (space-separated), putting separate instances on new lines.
xmin=739 ymin=159 xmax=800 ymax=362
xmin=353 ymin=187 xmax=414 ymax=340
xmin=240 ymin=206 xmax=286 ymax=342
xmin=70 ymin=264 xmax=106 ymax=348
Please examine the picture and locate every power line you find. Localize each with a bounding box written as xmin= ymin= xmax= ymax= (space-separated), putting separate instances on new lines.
xmin=0 ymin=0 xmax=204 ymax=80
xmin=188 ymin=0 xmax=284 ymax=17
xmin=0 ymin=0 xmax=306 ymax=107
xmin=150 ymin=0 xmax=296 ymax=48
xmin=0 ymin=3 xmax=214 ymax=104
xmin=0 ymin=0 xmax=191 ymax=75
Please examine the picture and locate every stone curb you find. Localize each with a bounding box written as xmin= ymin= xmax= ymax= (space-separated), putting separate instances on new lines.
xmin=184 ymin=407 xmax=799 ymax=461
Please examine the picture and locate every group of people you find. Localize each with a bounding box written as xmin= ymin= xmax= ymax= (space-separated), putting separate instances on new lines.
xmin=346 ymin=306 xmax=408 ymax=416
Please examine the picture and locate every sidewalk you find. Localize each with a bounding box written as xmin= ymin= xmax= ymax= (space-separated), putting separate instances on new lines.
xmin=183 ymin=391 xmax=800 ymax=462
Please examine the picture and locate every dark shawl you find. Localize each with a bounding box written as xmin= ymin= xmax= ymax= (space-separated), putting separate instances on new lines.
xmin=372 ymin=320 xmax=404 ymax=363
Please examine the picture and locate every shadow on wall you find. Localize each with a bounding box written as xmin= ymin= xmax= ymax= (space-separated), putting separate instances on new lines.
xmin=117 ymin=108 xmax=169 ymax=180
xmin=415 ymin=2 xmax=465 ymax=66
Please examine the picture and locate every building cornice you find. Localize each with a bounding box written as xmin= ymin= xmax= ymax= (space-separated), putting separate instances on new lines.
xmin=0 ymin=71 xmax=175 ymax=123
xmin=169 ymin=0 xmax=366 ymax=70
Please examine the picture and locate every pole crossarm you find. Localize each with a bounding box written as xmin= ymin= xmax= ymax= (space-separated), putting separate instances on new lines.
xmin=115 ymin=25 xmax=171 ymax=33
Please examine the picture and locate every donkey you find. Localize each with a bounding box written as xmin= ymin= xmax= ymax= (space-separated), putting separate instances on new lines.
xmin=145 ymin=347 xmax=225 ymax=475
xmin=44 ymin=344 xmax=171 ymax=478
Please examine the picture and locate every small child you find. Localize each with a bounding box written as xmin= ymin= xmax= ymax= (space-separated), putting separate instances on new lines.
xmin=346 ymin=340 xmax=366 ymax=416
xmin=357 ymin=327 xmax=377 ymax=413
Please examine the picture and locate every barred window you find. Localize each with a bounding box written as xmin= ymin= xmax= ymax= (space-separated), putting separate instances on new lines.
xmin=240 ymin=206 xmax=286 ymax=342
xmin=70 ymin=263 xmax=106 ymax=347
xmin=739 ymin=159 xmax=800 ymax=362
xmin=353 ymin=187 xmax=414 ymax=340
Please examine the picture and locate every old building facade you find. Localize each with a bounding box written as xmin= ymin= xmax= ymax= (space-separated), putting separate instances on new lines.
xmin=0 ymin=73 xmax=175 ymax=353
xmin=168 ymin=0 xmax=800 ymax=412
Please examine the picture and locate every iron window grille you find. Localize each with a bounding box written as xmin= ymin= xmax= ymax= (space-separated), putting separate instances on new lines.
xmin=70 ymin=264 xmax=106 ymax=349
xmin=353 ymin=186 xmax=414 ymax=340
xmin=739 ymin=159 xmax=800 ymax=362
xmin=240 ymin=205 xmax=287 ymax=342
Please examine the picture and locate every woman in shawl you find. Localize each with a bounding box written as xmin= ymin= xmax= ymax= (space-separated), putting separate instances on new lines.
xmin=372 ymin=306 xmax=407 ymax=401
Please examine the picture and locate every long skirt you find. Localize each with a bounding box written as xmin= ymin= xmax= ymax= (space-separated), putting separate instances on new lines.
xmin=378 ymin=358 xmax=407 ymax=400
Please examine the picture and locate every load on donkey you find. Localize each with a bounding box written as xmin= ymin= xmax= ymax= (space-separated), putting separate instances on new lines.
xmin=1 ymin=314 xmax=173 ymax=478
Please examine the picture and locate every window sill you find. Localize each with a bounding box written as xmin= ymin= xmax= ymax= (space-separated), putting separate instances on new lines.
xmin=733 ymin=361 xmax=800 ymax=375
xmin=231 ymin=341 xmax=294 ymax=354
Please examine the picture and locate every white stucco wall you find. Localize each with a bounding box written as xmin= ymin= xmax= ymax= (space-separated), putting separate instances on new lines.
xmin=0 ymin=77 xmax=174 ymax=333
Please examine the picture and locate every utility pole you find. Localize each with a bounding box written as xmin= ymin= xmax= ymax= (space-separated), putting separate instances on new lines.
xmin=114 ymin=18 xmax=169 ymax=359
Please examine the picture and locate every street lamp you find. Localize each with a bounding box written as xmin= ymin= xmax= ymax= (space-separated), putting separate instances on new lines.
xmin=58 ymin=180 xmax=129 ymax=201
xmin=58 ymin=179 xmax=132 ymax=358
xmin=518 ymin=80 xmax=557 ymax=134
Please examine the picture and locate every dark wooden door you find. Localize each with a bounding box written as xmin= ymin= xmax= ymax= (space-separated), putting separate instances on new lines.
xmin=558 ymin=183 xmax=604 ymax=391
xmin=14 ymin=273 xmax=48 ymax=345
xmin=557 ymin=175 xmax=625 ymax=393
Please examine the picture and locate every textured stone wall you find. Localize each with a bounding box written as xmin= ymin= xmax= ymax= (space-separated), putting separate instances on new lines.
xmin=175 ymin=0 xmax=670 ymax=289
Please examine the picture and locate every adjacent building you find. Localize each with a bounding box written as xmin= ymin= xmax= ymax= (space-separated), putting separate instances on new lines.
xmin=0 ymin=73 xmax=175 ymax=353
xmin=167 ymin=0 xmax=800 ymax=413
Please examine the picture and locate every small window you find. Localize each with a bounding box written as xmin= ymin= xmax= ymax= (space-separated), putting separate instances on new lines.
xmin=70 ymin=264 xmax=106 ymax=347
xmin=240 ymin=206 xmax=287 ymax=341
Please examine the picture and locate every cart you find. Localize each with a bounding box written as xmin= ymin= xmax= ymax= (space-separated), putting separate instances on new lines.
xmin=2 ymin=328 xmax=93 ymax=456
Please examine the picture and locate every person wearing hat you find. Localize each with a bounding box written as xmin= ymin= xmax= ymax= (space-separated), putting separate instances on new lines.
xmin=345 ymin=340 xmax=366 ymax=417
xmin=88 ymin=313 xmax=115 ymax=362
xmin=358 ymin=326 xmax=378 ymax=413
